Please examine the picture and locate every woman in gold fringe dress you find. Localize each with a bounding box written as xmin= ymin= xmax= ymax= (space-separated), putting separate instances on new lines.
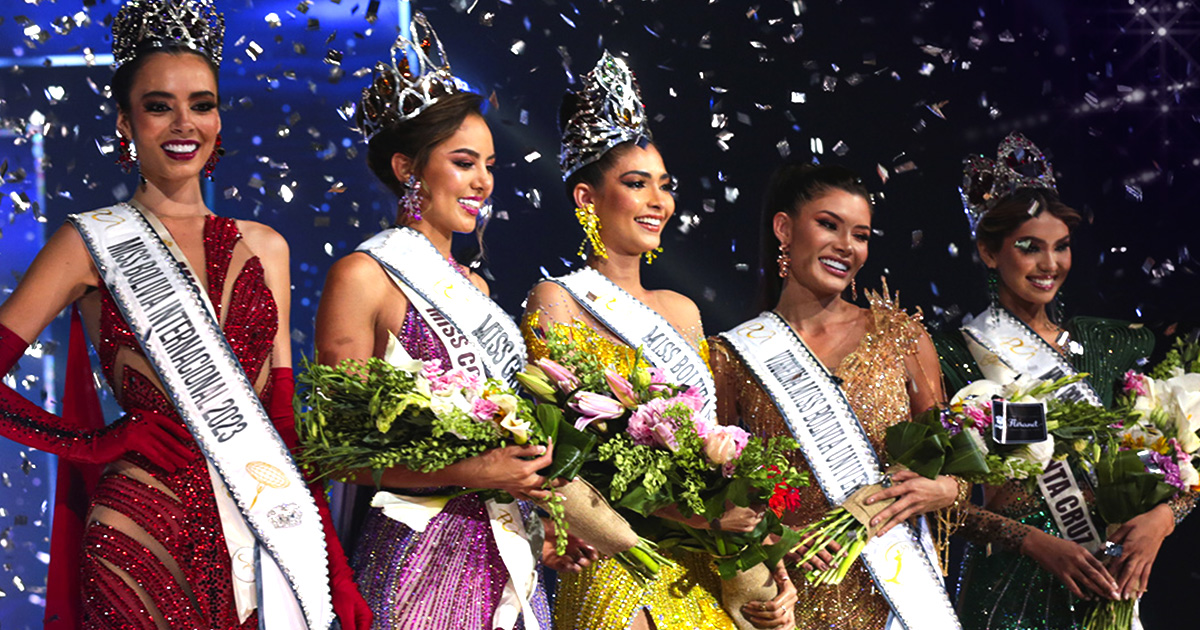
xmin=708 ymin=163 xmax=971 ymax=630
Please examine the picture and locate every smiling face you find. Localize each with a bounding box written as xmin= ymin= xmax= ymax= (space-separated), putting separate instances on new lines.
xmin=398 ymin=113 xmax=495 ymax=233
xmin=980 ymin=211 xmax=1072 ymax=311
xmin=576 ymin=143 xmax=676 ymax=257
xmin=116 ymin=52 xmax=220 ymax=185
xmin=774 ymin=188 xmax=872 ymax=298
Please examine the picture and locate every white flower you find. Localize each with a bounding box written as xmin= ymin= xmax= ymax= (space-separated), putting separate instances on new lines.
xmin=429 ymin=390 xmax=474 ymax=418
xmin=1162 ymin=373 xmax=1200 ymax=451
xmin=951 ymin=379 xmax=1004 ymax=408
xmin=499 ymin=415 xmax=531 ymax=444
xmin=1179 ymin=460 xmax=1199 ymax=488
xmin=383 ymin=332 xmax=426 ymax=373
xmin=1012 ymin=436 xmax=1055 ymax=473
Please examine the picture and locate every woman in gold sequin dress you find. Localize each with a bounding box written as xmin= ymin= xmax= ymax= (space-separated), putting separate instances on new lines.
xmin=522 ymin=52 xmax=797 ymax=630
xmin=935 ymin=134 xmax=1195 ymax=630
xmin=709 ymin=163 xmax=969 ymax=630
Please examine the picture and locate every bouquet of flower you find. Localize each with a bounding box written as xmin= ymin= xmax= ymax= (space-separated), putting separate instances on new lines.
xmin=792 ymin=373 xmax=1119 ymax=586
xmin=1083 ymin=337 xmax=1200 ymax=630
xmin=296 ymin=333 xmax=545 ymax=484
xmin=517 ymin=328 xmax=807 ymax=627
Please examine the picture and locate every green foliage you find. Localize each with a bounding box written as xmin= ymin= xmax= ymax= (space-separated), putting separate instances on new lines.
xmin=1148 ymin=336 xmax=1200 ymax=380
xmin=295 ymin=356 xmax=538 ymax=484
xmin=1094 ymin=450 xmax=1178 ymax=525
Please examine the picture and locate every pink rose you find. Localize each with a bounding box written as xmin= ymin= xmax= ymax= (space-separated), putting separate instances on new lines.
xmin=471 ymin=397 xmax=500 ymax=422
xmin=627 ymin=398 xmax=677 ymax=448
xmin=1122 ymin=370 xmax=1150 ymax=397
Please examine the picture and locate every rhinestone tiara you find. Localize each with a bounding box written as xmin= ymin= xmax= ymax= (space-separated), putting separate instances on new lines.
xmin=559 ymin=51 xmax=653 ymax=181
xmin=112 ymin=0 xmax=225 ymax=69
xmin=356 ymin=12 xmax=467 ymax=142
xmin=960 ymin=132 xmax=1058 ymax=237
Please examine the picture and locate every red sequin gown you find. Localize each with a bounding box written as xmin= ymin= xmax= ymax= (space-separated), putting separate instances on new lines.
xmin=78 ymin=216 xmax=275 ymax=629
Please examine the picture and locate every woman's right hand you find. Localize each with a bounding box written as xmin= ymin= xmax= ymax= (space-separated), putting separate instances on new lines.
xmin=785 ymin=536 xmax=842 ymax=573
xmin=1020 ymin=529 xmax=1119 ymax=600
xmin=443 ymin=443 xmax=556 ymax=500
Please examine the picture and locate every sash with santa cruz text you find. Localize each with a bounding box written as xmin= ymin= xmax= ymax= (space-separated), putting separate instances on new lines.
xmin=961 ymin=305 xmax=1104 ymax=552
xmin=69 ymin=203 xmax=331 ymax=629
xmin=548 ymin=267 xmax=716 ymax=422
xmin=720 ymin=312 xmax=961 ymax=630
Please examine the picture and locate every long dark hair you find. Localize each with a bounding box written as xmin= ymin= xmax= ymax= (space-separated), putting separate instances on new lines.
xmin=758 ymin=163 xmax=871 ymax=310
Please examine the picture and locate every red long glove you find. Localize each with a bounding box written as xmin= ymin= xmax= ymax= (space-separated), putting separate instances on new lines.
xmin=267 ymin=367 xmax=373 ymax=630
xmin=0 ymin=324 xmax=196 ymax=472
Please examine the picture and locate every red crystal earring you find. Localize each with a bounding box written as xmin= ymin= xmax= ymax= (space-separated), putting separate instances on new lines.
xmin=203 ymin=134 xmax=224 ymax=180
xmin=115 ymin=134 xmax=136 ymax=173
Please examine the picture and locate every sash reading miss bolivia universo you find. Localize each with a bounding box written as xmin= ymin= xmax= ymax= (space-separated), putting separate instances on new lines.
xmin=69 ymin=203 xmax=331 ymax=630
xmin=548 ymin=267 xmax=717 ymax=422
xmin=962 ymin=305 xmax=1105 ymax=552
xmin=720 ymin=313 xmax=961 ymax=630
xmin=356 ymin=226 xmax=542 ymax=630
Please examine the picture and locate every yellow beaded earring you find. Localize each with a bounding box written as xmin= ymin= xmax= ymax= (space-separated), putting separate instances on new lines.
xmin=575 ymin=203 xmax=607 ymax=259
xmin=643 ymin=247 xmax=663 ymax=264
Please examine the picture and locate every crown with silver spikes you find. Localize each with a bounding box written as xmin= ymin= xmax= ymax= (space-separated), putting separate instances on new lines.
xmin=559 ymin=51 xmax=653 ymax=180
xmin=960 ymin=132 xmax=1058 ymax=237
xmin=356 ymin=12 xmax=467 ymax=141
xmin=112 ymin=0 xmax=225 ymax=68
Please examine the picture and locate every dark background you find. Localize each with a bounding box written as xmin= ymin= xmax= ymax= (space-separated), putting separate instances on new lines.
xmin=1 ymin=0 xmax=1197 ymax=627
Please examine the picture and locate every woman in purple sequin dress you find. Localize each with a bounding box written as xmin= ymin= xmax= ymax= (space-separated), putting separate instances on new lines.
xmin=313 ymin=19 xmax=585 ymax=627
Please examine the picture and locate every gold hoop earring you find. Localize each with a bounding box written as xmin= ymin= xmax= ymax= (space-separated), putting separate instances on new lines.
xmin=644 ymin=247 xmax=663 ymax=265
xmin=777 ymin=243 xmax=791 ymax=278
xmin=575 ymin=203 xmax=607 ymax=259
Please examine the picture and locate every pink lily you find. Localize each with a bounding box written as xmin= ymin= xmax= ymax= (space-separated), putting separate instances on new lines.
xmin=536 ymin=358 xmax=581 ymax=391
xmin=570 ymin=391 xmax=625 ymax=430
xmin=604 ymin=367 xmax=640 ymax=409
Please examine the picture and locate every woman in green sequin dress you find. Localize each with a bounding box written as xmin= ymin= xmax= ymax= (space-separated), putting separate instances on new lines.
xmin=937 ymin=179 xmax=1195 ymax=629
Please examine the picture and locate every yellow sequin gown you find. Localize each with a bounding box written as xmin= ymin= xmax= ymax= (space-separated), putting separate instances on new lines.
xmin=708 ymin=290 xmax=930 ymax=630
xmin=522 ymin=312 xmax=737 ymax=630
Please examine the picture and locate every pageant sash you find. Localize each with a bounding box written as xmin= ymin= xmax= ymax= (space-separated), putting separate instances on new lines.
xmin=69 ymin=204 xmax=332 ymax=629
xmin=548 ymin=267 xmax=716 ymax=422
xmin=961 ymin=306 xmax=1104 ymax=551
xmin=721 ymin=313 xmax=961 ymax=630
xmin=357 ymin=228 xmax=540 ymax=630
xmin=357 ymin=227 xmax=526 ymax=387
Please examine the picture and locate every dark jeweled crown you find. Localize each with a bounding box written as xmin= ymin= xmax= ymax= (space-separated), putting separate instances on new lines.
xmin=961 ymin=132 xmax=1058 ymax=237
xmin=112 ymin=0 xmax=225 ymax=68
xmin=559 ymin=51 xmax=653 ymax=180
xmin=356 ymin=12 xmax=465 ymax=142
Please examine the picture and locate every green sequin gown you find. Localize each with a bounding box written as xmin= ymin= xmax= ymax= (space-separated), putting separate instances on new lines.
xmin=934 ymin=314 xmax=1195 ymax=630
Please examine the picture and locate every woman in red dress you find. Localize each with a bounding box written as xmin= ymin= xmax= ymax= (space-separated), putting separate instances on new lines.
xmin=0 ymin=1 xmax=368 ymax=628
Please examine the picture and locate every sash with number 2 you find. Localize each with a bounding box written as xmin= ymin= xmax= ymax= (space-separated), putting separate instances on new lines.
xmin=721 ymin=313 xmax=961 ymax=630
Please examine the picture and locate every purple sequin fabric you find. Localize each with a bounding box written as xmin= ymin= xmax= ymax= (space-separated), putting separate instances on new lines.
xmin=350 ymin=303 xmax=551 ymax=629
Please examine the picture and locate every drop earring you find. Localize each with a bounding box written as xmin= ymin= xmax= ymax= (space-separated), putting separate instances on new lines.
xmin=115 ymin=133 xmax=136 ymax=173
xmin=202 ymin=134 xmax=223 ymax=180
xmin=644 ymin=247 xmax=663 ymax=264
xmin=850 ymin=277 xmax=858 ymax=301
xmin=400 ymin=174 xmax=424 ymax=223
xmin=575 ymin=203 xmax=607 ymax=259
xmin=777 ymin=243 xmax=791 ymax=278
xmin=987 ymin=268 xmax=1000 ymax=307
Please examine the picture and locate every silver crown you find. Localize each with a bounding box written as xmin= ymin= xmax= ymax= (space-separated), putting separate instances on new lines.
xmin=960 ymin=132 xmax=1058 ymax=237
xmin=112 ymin=0 xmax=225 ymax=68
xmin=356 ymin=12 xmax=465 ymax=141
xmin=559 ymin=51 xmax=653 ymax=180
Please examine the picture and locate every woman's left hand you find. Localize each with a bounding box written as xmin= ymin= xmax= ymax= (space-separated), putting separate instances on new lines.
xmin=1106 ymin=503 xmax=1174 ymax=600
xmin=540 ymin=517 xmax=599 ymax=573
xmin=740 ymin=561 xmax=797 ymax=629
xmin=863 ymin=471 xmax=958 ymax=537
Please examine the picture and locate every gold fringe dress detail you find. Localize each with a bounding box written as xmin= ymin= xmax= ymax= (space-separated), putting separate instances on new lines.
xmin=523 ymin=314 xmax=736 ymax=630
xmin=708 ymin=290 xmax=942 ymax=630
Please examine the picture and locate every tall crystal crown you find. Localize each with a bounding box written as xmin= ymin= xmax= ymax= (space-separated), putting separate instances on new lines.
xmin=559 ymin=51 xmax=653 ymax=180
xmin=960 ymin=132 xmax=1058 ymax=237
xmin=112 ymin=0 xmax=225 ymax=68
xmin=356 ymin=12 xmax=465 ymax=142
